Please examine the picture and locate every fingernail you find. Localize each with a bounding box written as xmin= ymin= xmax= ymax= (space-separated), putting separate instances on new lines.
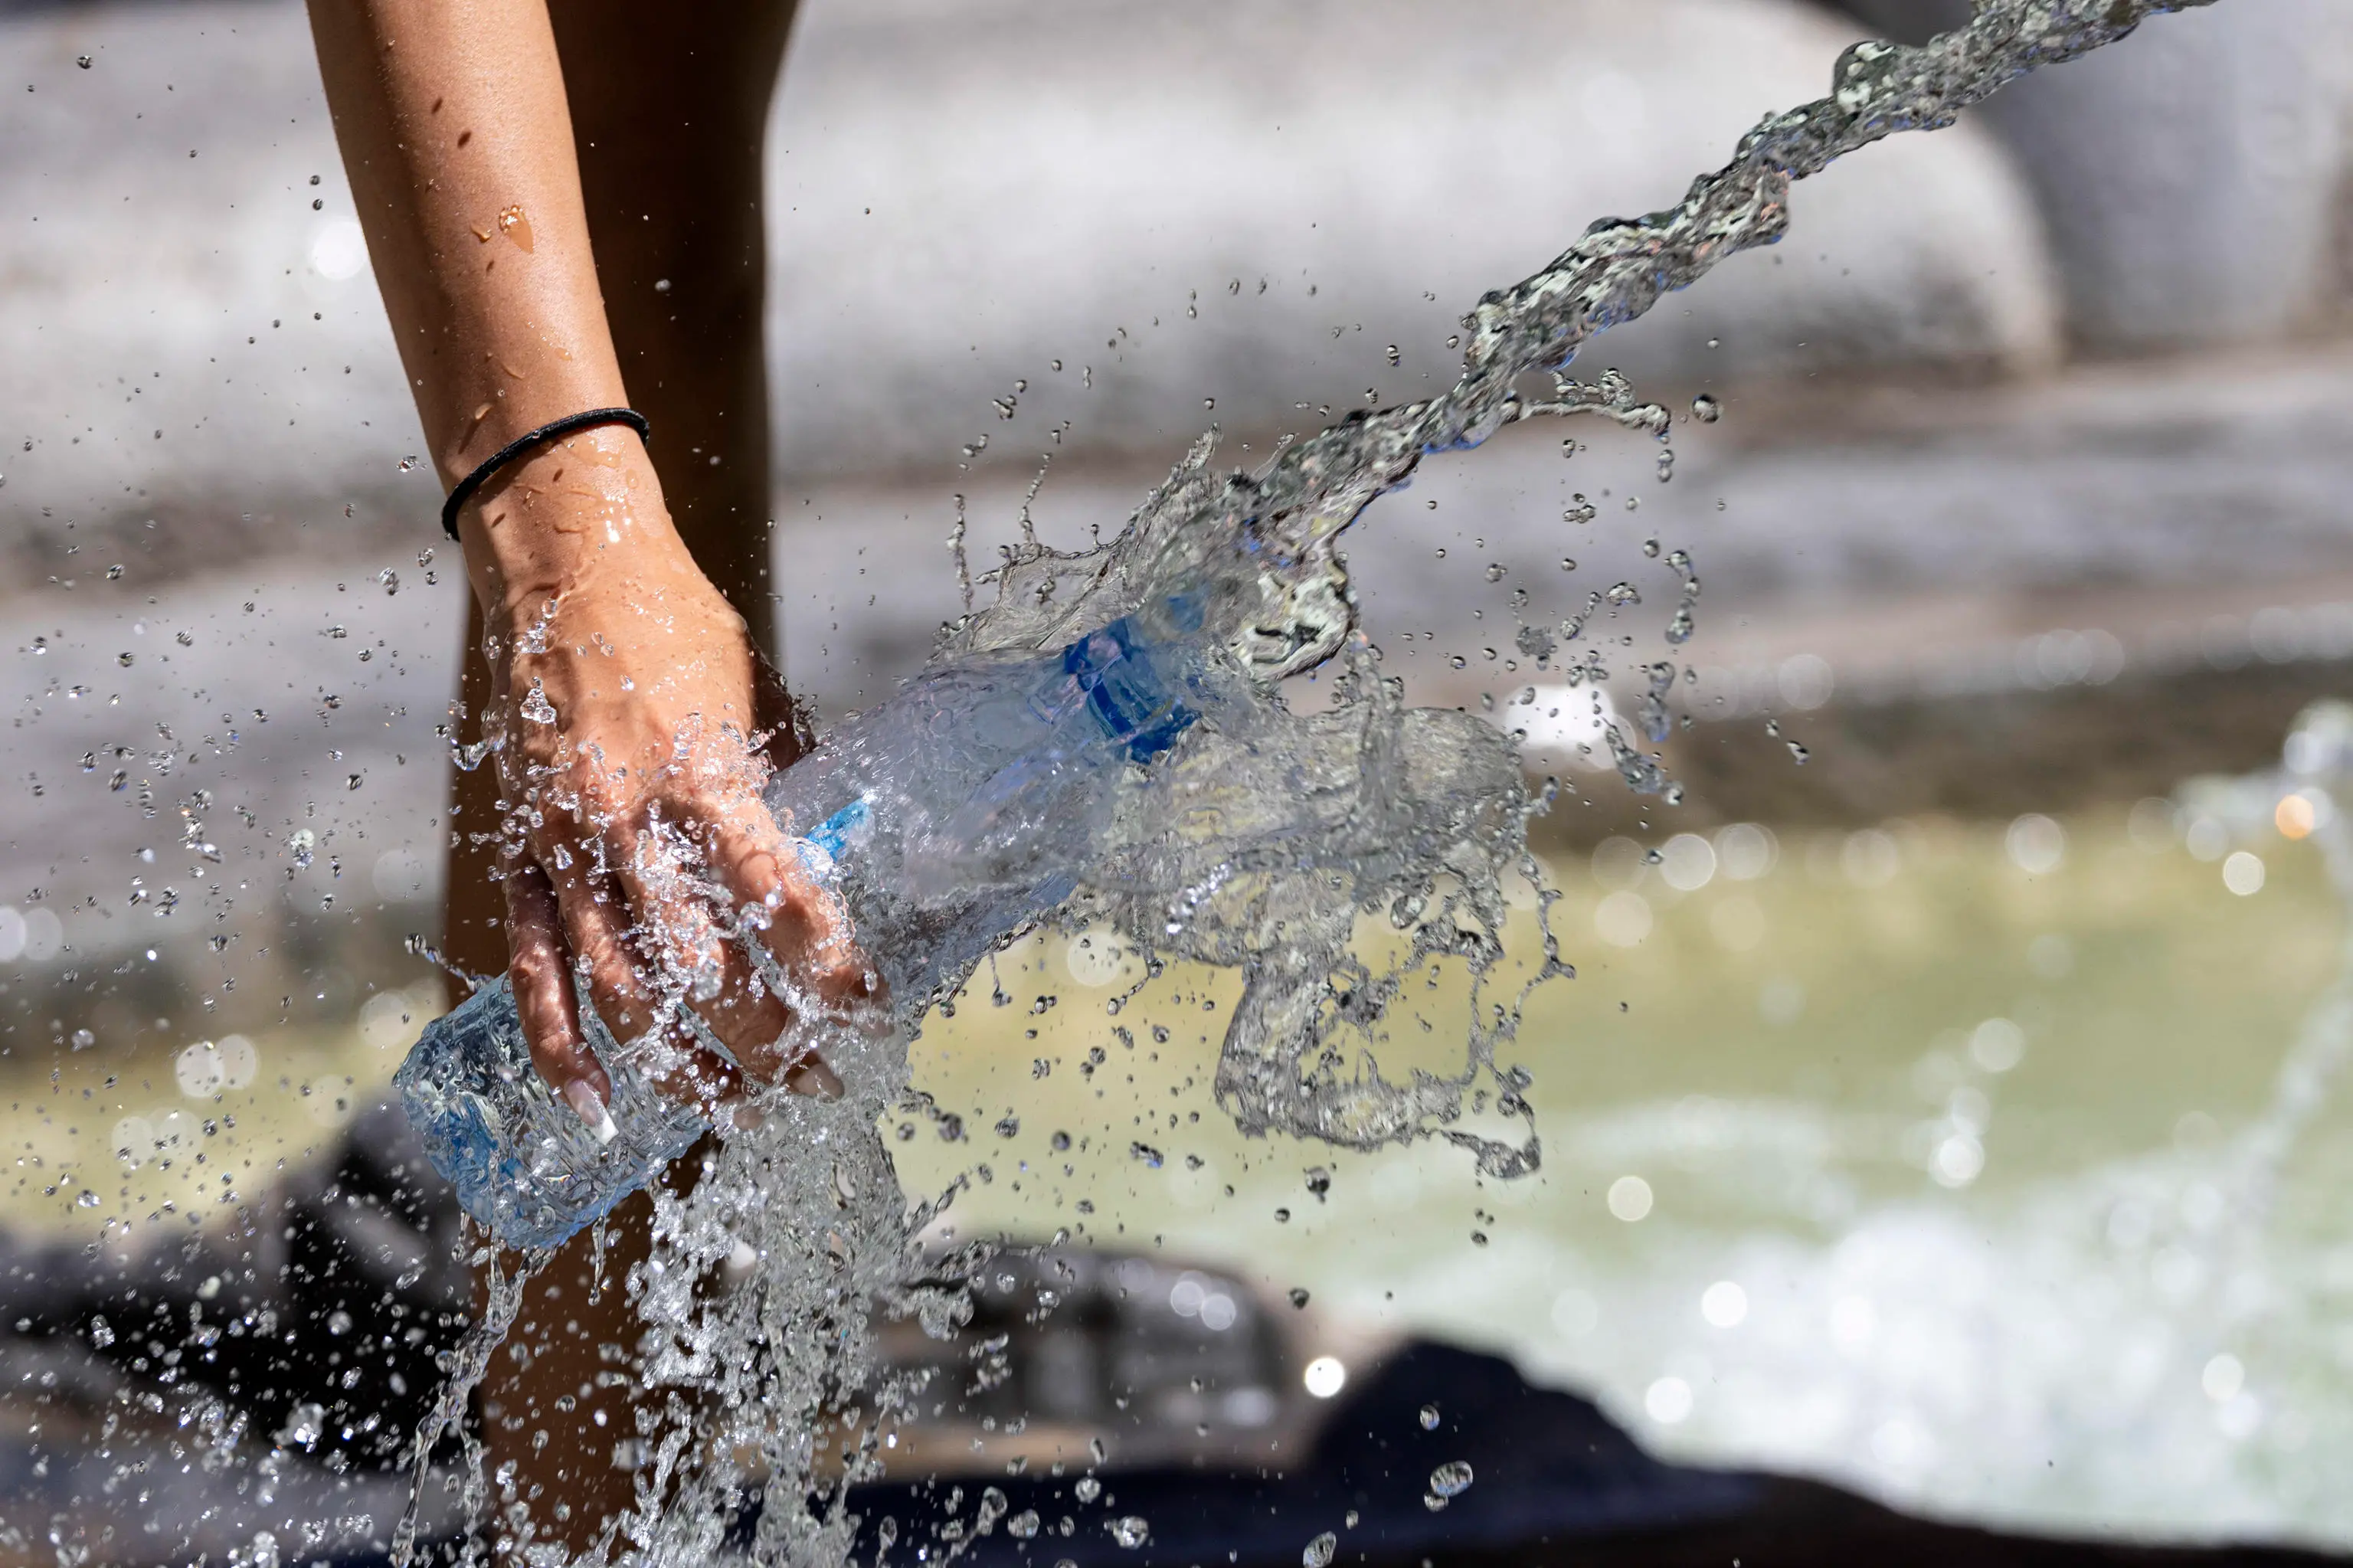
xmin=787 ymin=1054 xmax=846 ymax=1102
xmin=565 ymin=1079 xmax=619 ymax=1145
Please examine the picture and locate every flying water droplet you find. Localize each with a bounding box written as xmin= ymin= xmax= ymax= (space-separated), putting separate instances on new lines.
xmin=1429 ymin=1459 xmax=1474 ymax=1498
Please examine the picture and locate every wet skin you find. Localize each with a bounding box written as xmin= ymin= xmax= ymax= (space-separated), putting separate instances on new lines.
xmin=307 ymin=0 xmax=838 ymax=1550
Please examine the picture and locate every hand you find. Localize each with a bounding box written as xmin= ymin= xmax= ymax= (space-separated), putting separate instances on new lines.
xmin=464 ymin=429 xmax=876 ymax=1128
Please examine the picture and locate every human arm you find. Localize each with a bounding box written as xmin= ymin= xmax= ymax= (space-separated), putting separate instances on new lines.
xmin=305 ymin=0 xmax=868 ymax=1118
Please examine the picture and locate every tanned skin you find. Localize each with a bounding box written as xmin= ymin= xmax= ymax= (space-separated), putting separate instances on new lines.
xmin=306 ymin=2 xmax=843 ymax=1550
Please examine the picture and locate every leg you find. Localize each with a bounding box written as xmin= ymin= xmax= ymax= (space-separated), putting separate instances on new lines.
xmin=553 ymin=0 xmax=797 ymax=645
xmin=443 ymin=2 xmax=798 ymax=1554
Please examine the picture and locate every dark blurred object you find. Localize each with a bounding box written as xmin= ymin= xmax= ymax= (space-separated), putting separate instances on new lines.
xmin=846 ymin=1339 xmax=1761 ymax=1567
xmin=0 ymin=1100 xmax=473 ymax=1564
xmin=0 ymin=1109 xmax=2341 ymax=1566
xmin=875 ymin=1247 xmax=1311 ymax=1478
xmin=0 ymin=1099 xmax=468 ymax=1470
xmin=846 ymin=1340 xmax=2340 ymax=1568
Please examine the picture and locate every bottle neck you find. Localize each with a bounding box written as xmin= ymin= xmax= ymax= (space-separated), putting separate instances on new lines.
xmin=1062 ymin=590 xmax=1208 ymax=761
xmin=798 ymin=798 xmax=871 ymax=874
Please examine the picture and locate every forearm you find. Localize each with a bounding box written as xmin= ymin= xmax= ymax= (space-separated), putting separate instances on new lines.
xmin=306 ymin=0 xmax=680 ymax=621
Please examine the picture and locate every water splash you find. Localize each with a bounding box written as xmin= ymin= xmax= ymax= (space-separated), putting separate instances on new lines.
xmin=391 ymin=1245 xmax=537 ymax=1567
xmin=434 ymin=3 xmax=2221 ymax=1561
xmin=942 ymin=0 xmax=2217 ymax=678
xmin=903 ymin=0 xmax=2220 ymax=1174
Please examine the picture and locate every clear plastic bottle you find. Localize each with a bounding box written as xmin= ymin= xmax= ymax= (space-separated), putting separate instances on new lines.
xmin=395 ymin=592 xmax=1216 ymax=1251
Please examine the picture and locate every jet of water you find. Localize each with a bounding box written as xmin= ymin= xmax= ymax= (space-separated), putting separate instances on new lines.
xmin=411 ymin=5 xmax=2227 ymax=1562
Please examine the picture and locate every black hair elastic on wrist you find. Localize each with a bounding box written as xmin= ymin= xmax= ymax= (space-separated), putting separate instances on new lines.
xmin=440 ymin=407 xmax=651 ymax=542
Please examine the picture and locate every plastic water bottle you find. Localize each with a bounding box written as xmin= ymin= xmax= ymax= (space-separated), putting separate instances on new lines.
xmin=396 ymin=591 xmax=1217 ymax=1251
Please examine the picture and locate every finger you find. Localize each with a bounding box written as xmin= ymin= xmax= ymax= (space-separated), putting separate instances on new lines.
xmin=608 ymin=819 xmax=797 ymax=1082
xmin=502 ymin=858 xmax=616 ymax=1142
xmin=709 ymin=809 xmax=880 ymax=1011
xmin=548 ymin=856 xmax=745 ymax=1115
xmin=707 ymin=810 xmax=884 ymax=1085
xmin=548 ymin=861 xmax=662 ymax=1044
xmin=783 ymin=1053 xmax=845 ymax=1101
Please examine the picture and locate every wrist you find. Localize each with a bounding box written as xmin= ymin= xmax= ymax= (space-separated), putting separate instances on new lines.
xmin=457 ymin=427 xmax=686 ymax=632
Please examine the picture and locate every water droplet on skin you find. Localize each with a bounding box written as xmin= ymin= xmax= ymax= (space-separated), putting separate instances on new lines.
xmin=1693 ymin=393 xmax=1723 ymax=423
xmin=1108 ymin=1516 xmax=1150 ymax=1549
xmin=497 ymin=202 xmax=534 ymax=251
xmin=1303 ymin=1531 xmax=1338 ymax=1568
xmin=1419 ymin=1403 xmax=1442 ymax=1430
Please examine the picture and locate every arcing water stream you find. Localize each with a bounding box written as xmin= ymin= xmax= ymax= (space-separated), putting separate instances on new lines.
xmin=445 ymin=5 xmax=2229 ymax=1564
